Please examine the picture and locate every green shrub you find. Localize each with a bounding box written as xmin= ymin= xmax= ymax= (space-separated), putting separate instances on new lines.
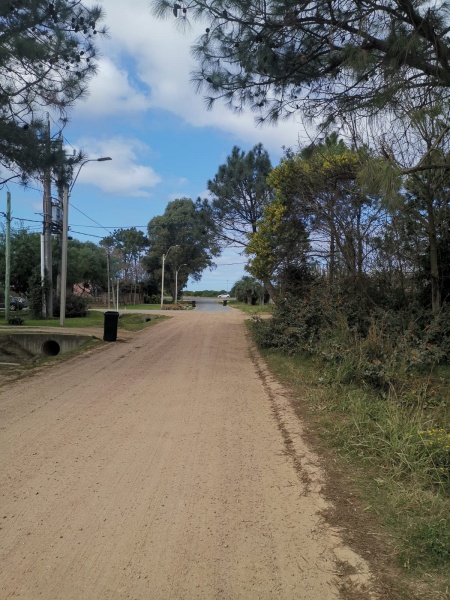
xmin=53 ymin=294 xmax=89 ymax=318
xmin=250 ymin=294 xmax=329 ymax=355
xmin=144 ymin=294 xmax=159 ymax=304
xmin=251 ymin=292 xmax=450 ymax=393
xmin=8 ymin=316 xmax=24 ymax=325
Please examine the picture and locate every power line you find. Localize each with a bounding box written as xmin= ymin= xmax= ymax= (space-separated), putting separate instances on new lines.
xmin=70 ymin=229 xmax=105 ymax=239
xmin=10 ymin=216 xmax=42 ymax=223
xmin=69 ymin=203 xmax=113 ymax=236
xmin=68 ymin=223 xmax=148 ymax=229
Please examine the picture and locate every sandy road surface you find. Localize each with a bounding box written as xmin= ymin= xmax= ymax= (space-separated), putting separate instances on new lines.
xmin=0 ymin=309 xmax=377 ymax=599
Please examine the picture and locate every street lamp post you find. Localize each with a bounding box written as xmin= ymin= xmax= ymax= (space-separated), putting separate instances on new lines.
xmin=160 ymin=245 xmax=179 ymax=309
xmin=175 ymin=264 xmax=187 ymax=304
xmin=60 ymin=157 xmax=112 ymax=326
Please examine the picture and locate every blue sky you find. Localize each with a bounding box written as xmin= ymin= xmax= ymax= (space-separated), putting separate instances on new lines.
xmin=6 ymin=0 xmax=311 ymax=291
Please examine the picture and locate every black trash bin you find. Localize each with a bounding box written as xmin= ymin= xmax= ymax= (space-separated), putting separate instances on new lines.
xmin=191 ymin=300 xmax=196 ymax=308
xmin=223 ymin=299 xmax=228 ymax=306
xmin=103 ymin=311 xmax=119 ymax=341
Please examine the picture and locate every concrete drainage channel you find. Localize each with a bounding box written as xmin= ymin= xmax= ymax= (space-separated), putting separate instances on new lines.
xmin=2 ymin=333 xmax=96 ymax=360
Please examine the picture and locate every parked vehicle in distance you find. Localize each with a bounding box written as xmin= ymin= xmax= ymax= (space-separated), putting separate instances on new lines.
xmin=17 ymin=297 xmax=28 ymax=309
xmin=0 ymin=296 xmax=22 ymax=310
xmin=217 ymin=293 xmax=230 ymax=298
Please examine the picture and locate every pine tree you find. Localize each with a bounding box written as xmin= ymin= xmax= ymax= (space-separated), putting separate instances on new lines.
xmin=152 ymin=0 xmax=450 ymax=124
xmin=0 ymin=0 xmax=106 ymax=180
xmin=207 ymin=144 xmax=273 ymax=245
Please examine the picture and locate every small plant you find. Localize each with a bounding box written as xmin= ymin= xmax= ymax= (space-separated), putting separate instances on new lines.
xmin=407 ymin=519 xmax=450 ymax=568
xmin=7 ymin=316 xmax=24 ymax=325
xmin=418 ymin=428 xmax=450 ymax=484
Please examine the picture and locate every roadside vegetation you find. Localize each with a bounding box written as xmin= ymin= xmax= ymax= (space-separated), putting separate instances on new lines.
xmin=246 ymin=290 xmax=450 ymax=598
xmin=228 ymin=299 xmax=272 ymax=317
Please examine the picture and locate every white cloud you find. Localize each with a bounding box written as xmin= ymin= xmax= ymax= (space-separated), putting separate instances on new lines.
xmin=77 ymin=57 xmax=151 ymax=116
xmin=72 ymin=137 xmax=161 ymax=197
xmin=90 ymin=0 xmax=309 ymax=155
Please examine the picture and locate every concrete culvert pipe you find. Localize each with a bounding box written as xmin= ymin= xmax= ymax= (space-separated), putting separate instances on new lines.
xmin=41 ymin=339 xmax=61 ymax=356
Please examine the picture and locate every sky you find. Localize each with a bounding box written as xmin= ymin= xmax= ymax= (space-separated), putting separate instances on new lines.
xmin=7 ymin=0 xmax=312 ymax=292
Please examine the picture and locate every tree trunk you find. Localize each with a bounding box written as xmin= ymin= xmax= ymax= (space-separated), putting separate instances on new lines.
xmin=426 ymin=195 xmax=441 ymax=316
xmin=263 ymin=278 xmax=278 ymax=302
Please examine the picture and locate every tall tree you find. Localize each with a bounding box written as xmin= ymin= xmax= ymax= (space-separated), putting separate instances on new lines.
xmin=360 ymin=95 xmax=450 ymax=314
xmin=207 ymin=143 xmax=273 ymax=246
xmin=0 ymin=0 xmax=106 ymax=180
xmin=102 ymin=228 xmax=149 ymax=304
xmin=145 ymin=198 xmax=220 ymax=300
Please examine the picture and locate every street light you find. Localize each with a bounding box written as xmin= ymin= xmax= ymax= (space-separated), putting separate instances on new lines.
xmin=175 ymin=264 xmax=187 ymax=304
xmin=160 ymin=245 xmax=179 ymax=309
xmin=60 ymin=156 xmax=112 ymax=326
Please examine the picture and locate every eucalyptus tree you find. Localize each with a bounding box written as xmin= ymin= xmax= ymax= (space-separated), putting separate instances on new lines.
xmin=0 ymin=0 xmax=106 ymax=181
xmin=105 ymin=228 xmax=149 ymax=302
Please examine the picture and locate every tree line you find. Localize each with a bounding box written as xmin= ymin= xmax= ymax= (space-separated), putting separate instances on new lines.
xmin=0 ymin=195 xmax=220 ymax=313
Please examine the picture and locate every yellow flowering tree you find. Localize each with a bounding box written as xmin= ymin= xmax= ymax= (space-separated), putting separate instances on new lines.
xmin=246 ymin=198 xmax=310 ymax=300
xmin=266 ymin=136 xmax=381 ymax=290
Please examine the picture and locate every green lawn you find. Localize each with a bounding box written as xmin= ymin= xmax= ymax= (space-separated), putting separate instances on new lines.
xmin=2 ymin=310 xmax=166 ymax=332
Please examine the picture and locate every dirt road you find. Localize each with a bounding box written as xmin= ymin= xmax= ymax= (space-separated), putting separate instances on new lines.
xmin=0 ymin=309 xmax=377 ymax=599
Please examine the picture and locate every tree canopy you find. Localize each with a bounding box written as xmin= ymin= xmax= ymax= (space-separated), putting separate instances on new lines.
xmin=207 ymin=143 xmax=273 ymax=246
xmin=0 ymin=0 xmax=106 ymax=180
xmin=145 ymin=198 xmax=221 ymax=299
xmin=246 ymin=134 xmax=384 ymax=298
xmin=0 ymin=227 xmax=107 ymax=294
xmin=0 ymin=227 xmax=40 ymax=292
xmin=152 ymin=0 xmax=450 ymax=124
xmin=66 ymin=239 xmax=107 ymax=291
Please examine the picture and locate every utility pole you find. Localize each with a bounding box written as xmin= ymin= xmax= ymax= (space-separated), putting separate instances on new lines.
xmin=56 ymin=134 xmax=64 ymax=300
xmin=42 ymin=113 xmax=53 ymax=317
xmin=4 ymin=192 xmax=11 ymax=322
xmin=106 ymin=249 xmax=111 ymax=309
xmin=59 ymin=184 xmax=69 ymax=326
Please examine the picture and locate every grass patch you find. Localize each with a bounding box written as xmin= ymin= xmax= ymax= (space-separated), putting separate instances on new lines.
xmin=22 ymin=311 xmax=105 ymax=328
xmin=229 ymin=300 xmax=273 ymax=316
xmin=4 ymin=310 xmax=167 ymax=332
xmin=256 ymin=345 xmax=450 ymax=598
